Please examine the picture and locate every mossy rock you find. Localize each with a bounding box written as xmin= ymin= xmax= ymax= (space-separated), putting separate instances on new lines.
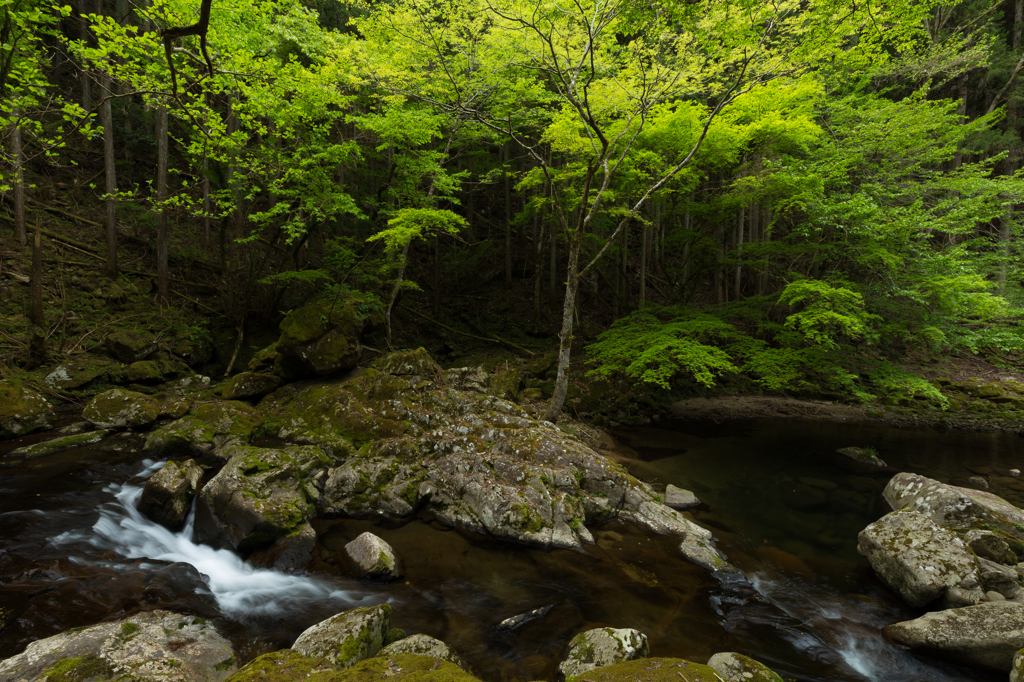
xmin=566 ymin=658 xmax=720 ymax=682
xmin=42 ymin=358 xmax=116 ymax=391
xmin=82 ymin=389 xmax=159 ymax=430
xmin=144 ymin=400 xmax=261 ymax=457
xmin=276 ymin=297 xmax=365 ymax=379
xmin=227 ymin=652 xmax=480 ymax=682
xmin=375 ymin=348 xmax=442 ymax=379
xmin=5 ymin=430 xmax=107 ymax=466
xmin=106 ymin=330 xmax=158 ymax=363
xmin=489 ymin=368 xmax=521 ymax=400
xmin=707 ymin=652 xmax=783 ymax=682
xmin=292 ymin=604 xmax=392 ymax=669
xmin=223 ymin=372 xmax=282 ymax=400
xmin=0 ymin=380 xmax=55 ymax=440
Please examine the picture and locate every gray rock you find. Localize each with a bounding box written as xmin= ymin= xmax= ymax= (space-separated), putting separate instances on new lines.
xmin=1012 ymin=469 xmax=1022 ymax=477
xmin=965 ymin=530 xmax=1016 ymax=565
xmin=292 ymin=604 xmax=391 ymax=667
xmin=0 ymin=380 xmax=55 ymax=440
xmin=222 ymin=372 xmax=282 ymax=400
xmin=558 ymin=627 xmax=649 ymax=678
xmin=5 ymin=430 xmax=106 ymax=464
xmin=977 ymin=556 xmax=1020 ymax=599
xmin=1012 ymin=648 xmax=1024 ymax=682
xmin=0 ymin=610 xmax=234 ymax=682
xmin=987 ymin=590 xmax=1006 ymax=601
xmin=707 ymin=652 xmax=783 ymax=682
xmin=193 ymin=444 xmax=329 ymax=563
xmin=664 ymin=484 xmax=700 ymax=510
xmin=139 ymin=459 xmax=204 ymax=530
xmin=836 ymin=446 xmax=886 ymax=466
xmin=83 ymin=388 xmax=160 ymax=430
xmin=344 ymin=532 xmax=402 ymax=580
xmin=106 ymin=330 xmax=159 ymax=363
xmin=496 ymin=603 xmax=555 ymax=631
xmin=378 ymin=634 xmax=468 ymax=671
xmin=857 ymin=509 xmax=983 ymax=608
xmin=883 ymin=472 xmax=1024 ymax=543
xmin=883 ymin=601 xmax=1024 ymax=671
xmin=275 ymin=297 xmax=366 ymax=379
xmin=969 ymin=475 xmax=990 ymax=489
xmin=144 ymin=401 xmax=262 ymax=459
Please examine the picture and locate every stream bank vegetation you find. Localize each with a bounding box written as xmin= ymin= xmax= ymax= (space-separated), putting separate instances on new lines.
xmin=3 ymin=0 xmax=1024 ymax=427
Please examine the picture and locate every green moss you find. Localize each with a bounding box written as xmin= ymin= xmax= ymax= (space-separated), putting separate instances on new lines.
xmin=215 ymin=656 xmax=236 ymax=671
xmin=566 ymin=658 xmax=719 ymax=682
xmin=120 ymin=622 xmax=140 ymax=636
xmin=226 ymin=650 xmax=323 ymax=682
xmin=383 ymin=628 xmax=407 ymax=647
xmin=309 ymin=653 xmax=478 ymax=682
xmin=42 ymin=654 xmax=113 ymax=682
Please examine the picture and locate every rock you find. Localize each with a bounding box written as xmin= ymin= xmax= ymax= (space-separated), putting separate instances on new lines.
xmin=0 ymin=380 xmax=55 ymax=440
xmin=495 ymin=603 xmax=555 ymax=632
xmin=166 ymin=374 xmax=212 ymax=396
xmin=228 ymin=651 xmax=475 ymax=682
xmin=664 ymin=484 xmax=700 ymax=510
xmin=378 ymin=634 xmax=468 ymax=671
xmin=987 ymin=590 xmax=1006 ymax=601
xmin=275 ymin=297 xmax=367 ymax=379
xmin=558 ymin=627 xmax=649 ymax=678
xmin=836 ymin=446 xmax=886 ymax=467
xmin=1013 ymin=648 xmax=1024 ymax=682
xmin=883 ymin=472 xmax=1024 ymax=543
xmin=857 ymin=509 xmax=983 ymax=607
xmin=562 ymin=658 xmax=719 ymax=682
xmin=0 ymin=610 xmax=235 ymax=682
xmin=82 ymin=388 xmax=160 ymax=430
xmin=377 ymin=348 xmax=442 ymax=378
xmin=292 ymin=604 xmax=391 ymax=668
xmin=222 ymin=372 xmax=282 ymax=400
xmin=1013 ymin=469 xmax=1022 ymax=477
xmin=969 ymin=475 xmax=989 ymax=489
xmin=707 ymin=652 xmax=783 ymax=682
xmin=159 ymin=396 xmax=193 ymax=420
xmin=248 ymin=523 xmax=318 ymax=572
xmin=965 ymin=530 xmax=1017 ymax=565
xmin=106 ymin=329 xmax=159 ymax=363
xmin=43 ymin=358 xmax=116 ymax=391
xmin=4 ymin=430 xmax=107 ymax=466
xmin=194 ymin=444 xmax=328 ymax=562
xmin=343 ymin=532 xmax=403 ymax=580
xmin=883 ymin=601 xmax=1024 ymax=671
xmin=977 ymin=556 xmax=1020 ymax=598
xmin=144 ymin=401 xmax=262 ymax=458
xmin=489 ymin=367 xmax=521 ymax=400
xmin=138 ymin=459 xmax=204 ymax=530
xmin=384 ymin=629 xmax=406 ymax=646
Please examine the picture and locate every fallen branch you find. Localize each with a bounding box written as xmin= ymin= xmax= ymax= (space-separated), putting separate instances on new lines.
xmin=26 ymin=197 xmax=103 ymax=228
xmin=399 ymin=305 xmax=534 ymax=356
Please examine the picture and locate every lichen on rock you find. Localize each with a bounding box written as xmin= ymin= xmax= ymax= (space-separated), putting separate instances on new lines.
xmin=139 ymin=459 xmax=204 ymax=530
xmin=558 ymin=627 xmax=649 ymax=678
xmin=82 ymin=388 xmax=160 ymax=430
xmin=0 ymin=380 xmax=55 ymax=440
xmin=707 ymin=652 xmax=783 ymax=682
xmin=377 ymin=634 xmax=468 ymax=671
xmin=291 ymin=604 xmax=392 ymax=668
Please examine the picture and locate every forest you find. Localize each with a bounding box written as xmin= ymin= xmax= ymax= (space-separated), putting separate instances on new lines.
xmin=5 ymin=0 xmax=1024 ymax=421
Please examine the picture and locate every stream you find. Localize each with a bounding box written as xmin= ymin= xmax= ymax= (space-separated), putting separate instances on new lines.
xmin=0 ymin=417 xmax=1016 ymax=682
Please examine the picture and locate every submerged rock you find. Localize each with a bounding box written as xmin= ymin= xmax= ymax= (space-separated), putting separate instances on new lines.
xmin=664 ymin=484 xmax=700 ymax=510
xmin=139 ymin=459 xmax=204 ymax=530
xmin=836 ymin=446 xmax=886 ymax=467
xmin=5 ymin=430 xmax=106 ymax=465
xmin=495 ymin=603 xmax=555 ymax=632
xmin=343 ymin=532 xmax=403 ymax=580
xmin=0 ymin=610 xmax=235 ymax=682
xmin=82 ymin=388 xmax=160 ymax=430
xmin=378 ymin=634 xmax=468 ymax=671
xmin=0 ymin=380 xmax=55 ymax=440
xmin=707 ymin=652 xmax=783 ymax=682
xmin=292 ymin=604 xmax=391 ymax=668
xmin=558 ymin=627 xmax=649 ymax=678
xmin=857 ymin=509 xmax=983 ymax=608
xmin=883 ymin=601 xmax=1024 ymax=672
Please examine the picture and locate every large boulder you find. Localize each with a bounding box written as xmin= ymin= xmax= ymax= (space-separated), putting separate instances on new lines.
xmin=83 ymin=388 xmax=160 ymax=430
xmin=558 ymin=627 xmax=649 ymax=678
xmin=882 ymin=601 xmax=1024 ymax=672
xmin=0 ymin=610 xmax=235 ymax=682
xmin=1013 ymin=648 xmax=1024 ymax=682
xmin=563 ymin=659 xmax=720 ymax=682
xmin=292 ymin=604 xmax=391 ymax=668
xmin=0 ymin=380 xmax=54 ymax=440
xmin=222 ymin=372 xmax=282 ymax=400
xmin=707 ymin=652 xmax=783 ymax=682
xmin=139 ymin=459 xmax=204 ymax=530
xmin=275 ymin=296 xmax=367 ymax=379
xmin=227 ymin=651 xmax=475 ymax=682
xmin=857 ymin=509 xmax=983 ymax=608
xmin=378 ymin=634 xmax=468 ymax=671
xmin=144 ymin=401 xmax=262 ymax=459
xmin=194 ymin=444 xmax=329 ymax=564
xmin=106 ymin=329 xmax=159 ymax=363
xmin=343 ymin=532 xmax=403 ymax=580
xmin=884 ymin=472 xmax=1024 ymax=545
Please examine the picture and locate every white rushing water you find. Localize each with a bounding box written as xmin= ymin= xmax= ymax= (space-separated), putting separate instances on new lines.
xmin=65 ymin=460 xmax=366 ymax=620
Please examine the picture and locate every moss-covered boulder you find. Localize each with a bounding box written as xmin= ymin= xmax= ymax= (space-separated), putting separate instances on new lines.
xmin=558 ymin=627 xmax=649 ymax=678
xmin=106 ymin=329 xmax=159 ymax=363
xmin=82 ymin=388 xmax=160 ymax=430
xmin=193 ymin=444 xmax=330 ymax=562
xmin=343 ymin=532 xmax=402 ymax=580
xmin=222 ymin=372 xmax=282 ymax=400
xmin=139 ymin=459 xmax=204 ymax=531
xmin=378 ymin=635 xmax=467 ymax=671
xmin=566 ymin=658 xmax=720 ymax=682
xmin=125 ymin=356 xmax=192 ymax=384
xmin=276 ymin=297 xmax=366 ymax=379
xmin=144 ymin=401 xmax=262 ymax=458
xmin=227 ymin=651 xmax=478 ymax=682
xmin=0 ymin=380 xmax=55 ymax=440
xmin=488 ymin=367 xmax=521 ymax=400
xmin=1012 ymin=648 xmax=1024 ymax=682
xmin=375 ymin=348 xmax=442 ymax=379
xmin=292 ymin=604 xmax=392 ymax=668
xmin=0 ymin=610 xmax=235 ymax=682
xmin=4 ymin=430 xmax=106 ymax=466
xmin=42 ymin=358 xmax=117 ymax=391
xmin=707 ymin=652 xmax=783 ymax=682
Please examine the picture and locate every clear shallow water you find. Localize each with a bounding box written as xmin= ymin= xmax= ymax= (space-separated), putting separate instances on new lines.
xmin=0 ymin=419 xmax=1015 ymax=681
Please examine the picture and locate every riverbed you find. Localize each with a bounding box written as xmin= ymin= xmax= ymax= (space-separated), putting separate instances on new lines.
xmin=0 ymin=417 xmax=1015 ymax=681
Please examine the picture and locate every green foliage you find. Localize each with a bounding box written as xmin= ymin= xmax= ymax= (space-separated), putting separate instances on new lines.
xmin=368 ymin=208 xmax=468 ymax=252
xmin=866 ymin=362 xmax=949 ymax=409
xmin=779 ymin=279 xmax=880 ymax=349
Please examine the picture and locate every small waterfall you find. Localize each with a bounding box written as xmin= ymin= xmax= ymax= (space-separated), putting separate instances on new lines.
xmin=72 ymin=460 xmax=367 ymax=620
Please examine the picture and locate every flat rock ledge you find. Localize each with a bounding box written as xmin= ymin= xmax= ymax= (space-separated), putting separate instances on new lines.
xmin=0 ymin=610 xmax=236 ymax=682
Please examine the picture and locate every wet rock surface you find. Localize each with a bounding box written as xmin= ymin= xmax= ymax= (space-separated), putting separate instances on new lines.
xmin=145 ymin=401 xmax=262 ymax=458
xmin=557 ymin=627 xmax=649 ymax=678
xmin=5 ymin=429 xmax=106 ymax=465
xmin=0 ymin=610 xmax=235 ymax=682
xmin=292 ymin=604 xmax=392 ymax=668
xmin=0 ymin=381 xmax=55 ymax=440
xmin=139 ymin=459 xmax=204 ymax=530
xmin=706 ymin=652 xmax=783 ymax=682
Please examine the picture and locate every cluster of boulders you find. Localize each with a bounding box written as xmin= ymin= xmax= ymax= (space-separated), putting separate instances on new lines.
xmin=0 ymin=602 xmax=784 ymax=682
xmin=858 ymin=472 xmax=1024 ymax=674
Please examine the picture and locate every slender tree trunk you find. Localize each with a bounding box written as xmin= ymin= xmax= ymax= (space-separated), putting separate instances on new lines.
xmin=639 ymin=220 xmax=649 ymax=308
xmin=543 ymin=233 xmax=581 ymax=423
xmin=549 ymin=226 xmax=558 ymax=312
xmin=31 ymin=214 xmax=43 ymax=325
xmin=734 ymin=208 xmax=744 ymax=300
xmin=750 ymin=203 xmax=760 ymax=294
xmin=504 ymin=142 xmax=512 ymax=290
xmin=101 ymin=71 xmax=118 ymax=279
xmin=11 ymin=115 xmax=26 ymax=246
xmin=432 ymin=236 xmax=440 ymax=318
xmin=534 ymin=205 xmax=545 ymax=323
xmin=156 ymin=104 xmax=169 ymax=305
xmin=79 ymin=0 xmax=92 ymax=111
xmin=714 ymin=222 xmax=725 ymax=304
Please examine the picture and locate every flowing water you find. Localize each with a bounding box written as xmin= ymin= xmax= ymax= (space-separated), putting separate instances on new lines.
xmin=0 ymin=417 xmax=1017 ymax=681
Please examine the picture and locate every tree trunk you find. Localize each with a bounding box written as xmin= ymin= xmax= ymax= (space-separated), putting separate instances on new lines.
xmin=750 ymin=203 xmax=760 ymax=294
xmin=101 ymin=71 xmax=118 ymax=279
xmin=156 ymin=104 xmax=169 ymax=305
xmin=543 ymin=233 xmax=581 ymax=423
xmin=734 ymin=207 xmax=744 ymax=300
xmin=11 ymin=115 xmax=26 ymax=246
xmin=549 ymin=226 xmax=558 ymax=312
xmin=534 ymin=204 xmax=545 ymax=323
xmin=79 ymin=0 xmax=92 ymax=111
xmin=714 ymin=222 xmax=725 ymax=304
xmin=504 ymin=142 xmax=512 ymax=290
xmin=31 ymin=214 xmax=43 ymax=325
xmin=639 ymin=219 xmax=649 ymax=308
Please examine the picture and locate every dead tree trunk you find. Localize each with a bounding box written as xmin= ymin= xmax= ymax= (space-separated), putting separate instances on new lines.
xmin=100 ymin=71 xmax=118 ymax=279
